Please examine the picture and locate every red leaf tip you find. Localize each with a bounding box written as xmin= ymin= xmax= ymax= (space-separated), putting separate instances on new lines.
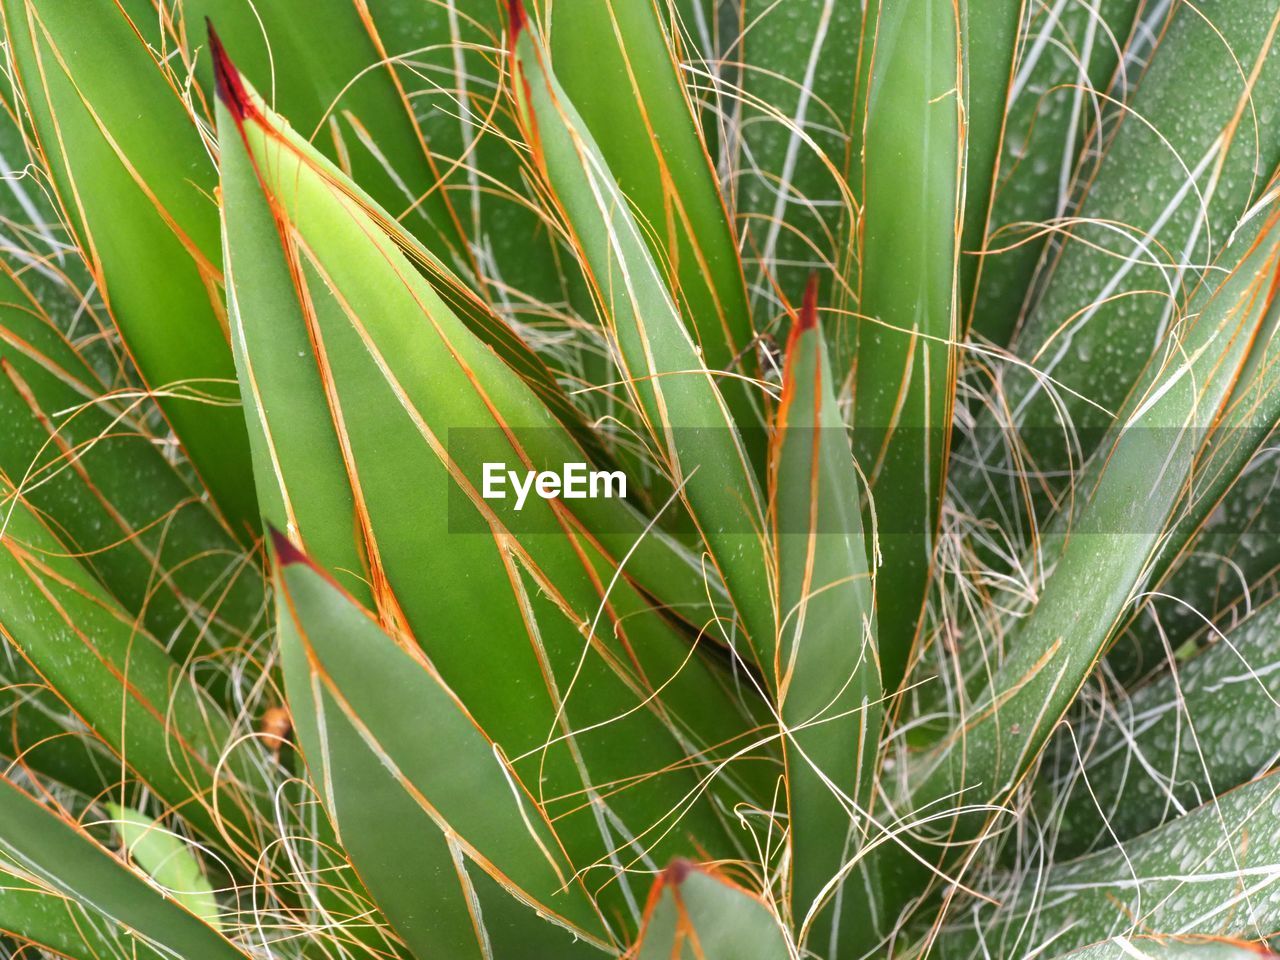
xmin=797 ymin=274 xmax=819 ymax=332
xmin=269 ymin=527 xmax=309 ymax=568
xmin=663 ymin=859 xmax=694 ymax=887
xmin=508 ymin=0 xmax=527 ymax=40
xmin=207 ymin=20 xmax=249 ymax=122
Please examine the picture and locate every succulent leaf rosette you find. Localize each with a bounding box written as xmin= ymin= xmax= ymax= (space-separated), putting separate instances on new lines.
xmin=0 ymin=1 xmax=1278 ymax=958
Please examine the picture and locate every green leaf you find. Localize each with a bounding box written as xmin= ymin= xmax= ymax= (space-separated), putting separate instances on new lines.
xmin=215 ymin=30 xmax=719 ymax=627
xmin=185 ymin=14 xmax=596 ymax=458
xmin=0 ymin=869 xmax=164 ymax=960
xmin=0 ymin=650 xmax=115 ymax=799
xmin=958 ymin=0 xmax=1026 ymax=315
xmin=172 ymin=0 xmax=474 ymax=279
xmin=915 ymin=188 xmax=1280 ymax=820
xmin=737 ymin=0 xmax=860 ymax=314
xmin=851 ymin=0 xmax=962 ymax=689
xmin=0 ymin=775 xmax=248 ymax=959
xmin=0 ymin=75 xmax=101 ymax=350
xmin=106 ymin=803 xmax=221 ymax=930
xmin=988 ymin=0 xmax=1280 ymax=502
xmin=0 ymin=262 xmax=266 ymax=677
xmin=631 ymin=860 xmax=790 ymax=960
xmin=770 ymin=278 xmax=880 ymax=944
xmin=217 ymin=53 xmax=768 ymax=925
xmin=273 ymin=537 xmax=610 ymax=959
xmin=362 ymin=0 xmax=597 ymax=350
xmin=1121 ymin=436 xmax=1280 ymax=677
xmin=668 ymin=0 xmax=723 ymax=156
xmin=942 ymin=772 xmax=1280 ymax=956
xmin=2 ymin=0 xmax=257 ymax=532
xmin=1050 ymin=595 xmax=1280 ymax=857
xmin=1107 ymin=237 xmax=1280 ymax=679
xmin=933 ymin=192 xmax=1280 ymax=712
xmin=1054 ymin=937 xmax=1280 ymax=960
xmin=0 ymin=487 xmax=266 ymax=849
xmin=970 ymin=0 xmax=1145 ymax=344
xmin=510 ymin=9 xmax=775 ymax=663
xmin=546 ymin=0 xmax=762 ymax=456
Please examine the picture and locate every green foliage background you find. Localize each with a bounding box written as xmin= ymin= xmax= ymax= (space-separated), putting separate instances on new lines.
xmin=0 ymin=1 xmax=1278 ymax=958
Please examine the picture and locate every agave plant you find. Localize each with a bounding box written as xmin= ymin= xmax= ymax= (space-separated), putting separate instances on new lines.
xmin=0 ymin=0 xmax=1279 ymax=957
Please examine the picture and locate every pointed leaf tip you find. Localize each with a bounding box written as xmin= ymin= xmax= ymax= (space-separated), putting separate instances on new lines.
xmin=269 ymin=527 xmax=308 ymax=568
xmin=784 ymin=274 xmax=821 ymax=356
xmin=798 ymin=274 xmax=819 ymax=332
xmin=663 ymin=858 xmax=693 ymax=886
xmin=207 ymin=21 xmax=249 ymax=121
xmin=508 ymin=0 xmax=527 ymax=39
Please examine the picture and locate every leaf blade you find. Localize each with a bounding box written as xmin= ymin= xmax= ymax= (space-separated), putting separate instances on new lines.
xmin=943 ymin=772 xmax=1280 ymax=956
xmin=217 ymin=57 xmax=770 ymax=927
xmin=770 ymin=280 xmax=880 ymax=942
xmin=547 ymin=0 xmax=761 ymax=449
xmin=510 ymin=11 xmax=776 ymax=663
xmin=2 ymin=0 xmax=257 ymax=530
xmin=0 ymin=776 xmax=248 ymax=960
xmin=274 ymin=538 xmax=612 ymax=957
xmin=851 ymin=0 xmax=963 ymax=688
xmin=631 ymin=861 xmax=790 ymax=960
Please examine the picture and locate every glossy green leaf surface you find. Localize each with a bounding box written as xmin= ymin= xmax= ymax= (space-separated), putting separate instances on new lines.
xmin=0 ymin=650 xmax=113 ymax=799
xmin=958 ymin=0 xmax=1025 ymax=315
xmin=1125 ymin=428 xmax=1280 ymax=675
xmin=176 ymin=0 xmax=474 ymax=278
xmin=916 ymin=193 xmax=1280 ymax=818
xmin=0 ymin=868 xmax=161 ymax=960
xmin=510 ymin=14 xmax=775 ymax=663
xmin=771 ymin=281 xmax=879 ymax=943
xmin=738 ymin=0 xmax=860 ymax=313
xmin=943 ymin=772 xmax=1280 ymax=956
xmin=199 ymin=18 xmax=594 ymax=458
xmin=274 ymin=541 xmax=610 ymax=957
xmin=107 ymin=803 xmax=222 ymax=929
xmin=547 ymin=0 xmax=761 ymax=451
xmin=218 ymin=58 xmax=767 ymax=926
xmin=0 ymin=262 xmax=266 ymax=677
xmin=852 ymin=0 xmax=962 ymax=688
xmin=995 ymin=0 xmax=1280 ymax=497
xmin=0 ymin=776 xmax=248 ymax=959
xmin=1107 ymin=226 xmax=1280 ymax=678
xmin=1 ymin=1 xmax=1279 ymax=957
xmin=362 ymin=0 xmax=597 ymax=347
xmin=1050 ymin=596 xmax=1280 ymax=856
xmin=971 ymin=0 xmax=1145 ymax=344
xmin=0 ymin=489 xmax=264 ymax=848
xmin=2 ymin=0 xmax=257 ymax=531
xmin=217 ymin=43 xmax=722 ymax=627
xmin=937 ymin=192 xmax=1280 ymax=708
xmin=632 ymin=861 xmax=790 ymax=960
